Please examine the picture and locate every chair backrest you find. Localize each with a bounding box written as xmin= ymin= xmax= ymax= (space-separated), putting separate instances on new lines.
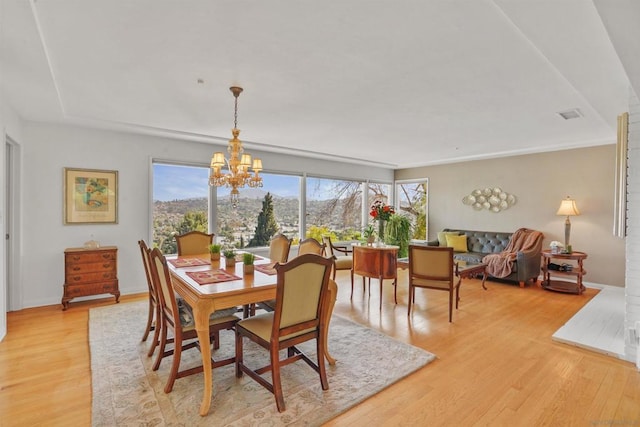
xmin=297 ymin=238 xmax=325 ymax=257
xmin=269 ymin=234 xmax=292 ymax=263
xmin=138 ymin=239 xmax=156 ymax=303
xmin=272 ymin=254 xmax=333 ymax=340
xmin=175 ymin=231 xmax=214 ymax=256
xmin=321 ymin=236 xmax=335 ymax=257
xmin=409 ymin=245 xmax=454 ymax=287
xmin=148 ymin=247 xmax=179 ymax=330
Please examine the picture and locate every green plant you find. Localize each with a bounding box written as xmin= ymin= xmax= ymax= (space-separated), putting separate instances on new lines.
xmin=363 ymin=224 xmax=375 ymax=238
xmin=208 ymin=243 xmax=221 ymax=254
xmin=223 ymin=248 xmax=236 ymax=258
xmin=386 ymin=214 xmax=412 ymax=258
xmin=242 ymin=252 xmax=256 ymax=265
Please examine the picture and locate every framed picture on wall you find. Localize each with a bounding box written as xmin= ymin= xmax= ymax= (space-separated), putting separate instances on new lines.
xmin=64 ymin=167 xmax=118 ymax=224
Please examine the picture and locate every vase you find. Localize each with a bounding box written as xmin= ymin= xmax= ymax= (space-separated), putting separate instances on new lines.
xmin=377 ymin=219 xmax=386 ymax=244
xmin=243 ymin=264 xmax=254 ymax=275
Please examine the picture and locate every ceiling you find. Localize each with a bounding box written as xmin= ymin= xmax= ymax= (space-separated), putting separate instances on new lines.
xmin=1 ymin=0 xmax=639 ymax=169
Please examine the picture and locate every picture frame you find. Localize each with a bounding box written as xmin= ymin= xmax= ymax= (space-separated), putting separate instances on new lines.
xmin=64 ymin=167 xmax=118 ymax=224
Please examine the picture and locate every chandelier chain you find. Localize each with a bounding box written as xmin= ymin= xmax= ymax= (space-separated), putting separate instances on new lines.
xmin=234 ymin=95 xmax=238 ymax=129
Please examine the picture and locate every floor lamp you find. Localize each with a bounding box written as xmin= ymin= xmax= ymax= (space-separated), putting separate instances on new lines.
xmin=556 ymin=196 xmax=580 ymax=251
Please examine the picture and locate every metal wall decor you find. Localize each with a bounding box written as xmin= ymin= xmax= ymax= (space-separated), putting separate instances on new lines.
xmin=462 ymin=187 xmax=516 ymax=212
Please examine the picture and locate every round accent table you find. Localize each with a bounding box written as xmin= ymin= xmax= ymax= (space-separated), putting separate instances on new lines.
xmin=540 ymin=250 xmax=587 ymax=295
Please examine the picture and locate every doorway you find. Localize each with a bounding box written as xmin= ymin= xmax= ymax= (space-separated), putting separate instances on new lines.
xmin=4 ymin=137 xmax=21 ymax=311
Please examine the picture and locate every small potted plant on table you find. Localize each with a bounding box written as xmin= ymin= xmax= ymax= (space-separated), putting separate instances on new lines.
xmin=223 ymin=248 xmax=236 ymax=269
xmin=242 ymin=252 xmax=255 ymax=275
xmin=208 ymin=243 xmax=221 ymax=262
xmin=363 ymin=224 xmax=376 ymax=245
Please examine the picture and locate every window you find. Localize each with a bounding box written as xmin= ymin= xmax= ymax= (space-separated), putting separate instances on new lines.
xmin=152 ymin=163 xmax=209 ymax=254
xmin=306 ymin=177 xmax=363 ymax=241
xmin=396 ymin=180 xmax=428 ymax=240
xmin=153 ymin=162 xmax=301 ymax=251
xmin=367 ymin=182 xmax=392 ymax=219
xmin=216 ymin=173 xmax=300 ymax=248
xmin=152 ymin=161 xmax=390 ymax=250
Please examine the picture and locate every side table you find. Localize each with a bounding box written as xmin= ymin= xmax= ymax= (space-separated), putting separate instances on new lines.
xmin=540 ymin=250 xmax=587 ymax=295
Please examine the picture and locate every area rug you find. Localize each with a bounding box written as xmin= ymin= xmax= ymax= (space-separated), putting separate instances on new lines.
xmin=90 ymin=301 xmax=436 ymax=426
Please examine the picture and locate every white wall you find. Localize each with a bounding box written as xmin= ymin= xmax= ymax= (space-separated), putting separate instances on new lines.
xmin=18 ymin=122 xmax=393 ymax=309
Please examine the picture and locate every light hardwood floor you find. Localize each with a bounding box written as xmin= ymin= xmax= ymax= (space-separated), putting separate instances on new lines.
xmin=1 ymin=270 xmax=639 ymax=426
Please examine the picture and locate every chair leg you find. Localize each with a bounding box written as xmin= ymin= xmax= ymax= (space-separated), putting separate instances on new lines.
xmin=271 ymin=345 xmax=286 ymax=412
xmin=235 ymin=330 xmax=243 ymax=378
xmin=350 ymin=269 xmax=354 ymax=299
xmin=152 ymin=320 xmax=168 ymax=371
xmin=141 ymin=298 xmax=154 ymax=342
xmin=393 ymin=278 xmax=397 ymax=304
xmin=379 ymin=277 xmax=383 ymax=310
xmin=147 ymin=304 xmax=161 ymax=357
xmin=407 ymin=286 xmax=413 ymax=315
xmin=448 ymin=291 xmax=453 ymax=323
xmin=164 ymin=333 xmax=182 ymax=393
xmin=317 ymin=334 xmax=329 ymax=391
xmin=212 ymin=330 xmax=220 ymax=350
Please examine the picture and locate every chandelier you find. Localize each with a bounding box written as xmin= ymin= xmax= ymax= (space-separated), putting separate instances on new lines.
xmin=209 ymin=86 xmax=263 ymax=208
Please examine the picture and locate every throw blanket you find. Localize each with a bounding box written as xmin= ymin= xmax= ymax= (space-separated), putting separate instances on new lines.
xmin=482 ymin=228 xmax=543 ymax=278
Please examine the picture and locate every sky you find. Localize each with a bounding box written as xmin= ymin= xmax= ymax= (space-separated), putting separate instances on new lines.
xmin=153 ymin=164 xmax=311 ymax=201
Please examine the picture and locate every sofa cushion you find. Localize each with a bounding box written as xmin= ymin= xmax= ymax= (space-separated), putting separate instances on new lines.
xmin=437 ymin=231 xmax=460 ymax=247
xmin=442 ymin=229 xmax=511 ymax=254
xmin=453 ymin=252 xmax=485 ymax=264
xmin=446 ymin=234 xmax=468 ymax=252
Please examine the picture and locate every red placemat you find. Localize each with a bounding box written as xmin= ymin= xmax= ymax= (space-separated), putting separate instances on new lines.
xmin=168 ymin=258 xmax=209 ymax=268
xmin=185 ymin=269 xmax=241 ymax=285
xmin=254 ymin=264 xmax=277 ymax=275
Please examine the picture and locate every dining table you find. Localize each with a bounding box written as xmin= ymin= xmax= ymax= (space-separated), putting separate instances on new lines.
xmin=167 ymin=252 xmax=337 ymax=416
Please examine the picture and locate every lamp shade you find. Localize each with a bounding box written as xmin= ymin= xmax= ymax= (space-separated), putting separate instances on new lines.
xmin=556 ymin=197 xmax=580 ymax=216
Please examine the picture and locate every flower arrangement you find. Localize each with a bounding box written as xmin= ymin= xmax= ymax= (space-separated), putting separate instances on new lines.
xmin=369 ymin=200 xmax=395 ymax=221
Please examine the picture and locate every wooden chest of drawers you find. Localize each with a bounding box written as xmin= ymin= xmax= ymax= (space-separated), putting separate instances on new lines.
xmin=62 ymin=246 xmax=120 ymax=310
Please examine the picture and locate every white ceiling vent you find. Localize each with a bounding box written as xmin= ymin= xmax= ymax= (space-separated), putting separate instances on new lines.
xmin=557 ymin=109 xmax=583 ymax=120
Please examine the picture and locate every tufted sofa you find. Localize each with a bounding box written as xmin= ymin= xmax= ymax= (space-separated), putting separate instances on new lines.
xmin=425 ymin=228 xmax=543 ymax=287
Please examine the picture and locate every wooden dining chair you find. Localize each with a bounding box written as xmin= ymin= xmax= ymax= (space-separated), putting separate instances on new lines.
xmin=138 ymin=239 xmax=161 ymax=357
xmin=148 ymin=247 xmax=239 ymax=393
xmin=235 ymin=253 xmax=334 ymax=412
xmin=251 ymin=234 xmax=292 ymax=315
xmin=407 ymin=245 xmax=459 ymax=322
xmin=297 ymin=238 xmax=325 ymax=257
xmin=322 ymin=235 xmax=353 ymax=279
xmin=269 ymin=233 xmax=292 ymax=263
xmin=175 ymin=230 xmax=214 ymax=256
